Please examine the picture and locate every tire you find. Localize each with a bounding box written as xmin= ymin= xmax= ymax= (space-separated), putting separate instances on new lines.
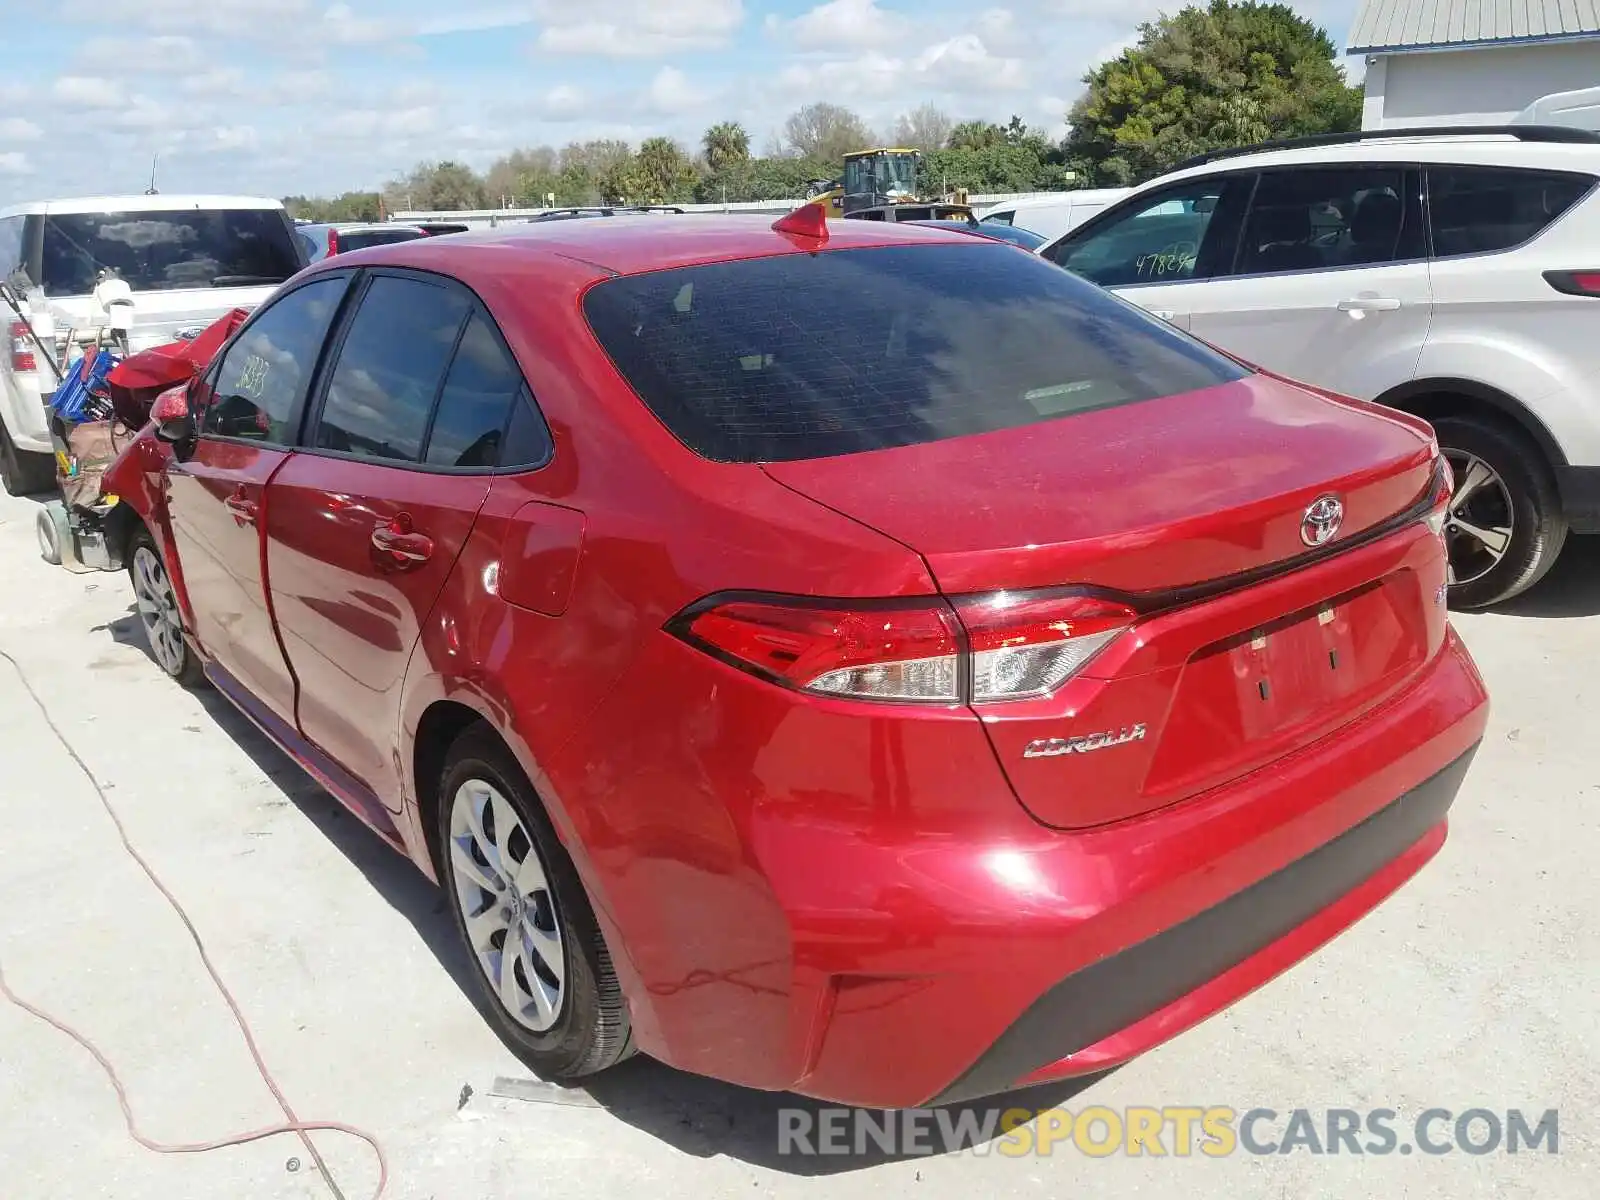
xmin=0 ymin=420 xmax=56 ymax=497
xmin=36 ymin=502 xmax=67 ymax=565
xmin=1432 ymin=413 xmax=1568 ymax=610
xmin=436 ymin=726 xmax=634 ymax=1080
xmin=127 ymin=526 xmax=206 ymax=687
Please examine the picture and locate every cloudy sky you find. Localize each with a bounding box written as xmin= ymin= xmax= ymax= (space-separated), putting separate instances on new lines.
xmin=0 ymin=0 xmax=1362 ymax=206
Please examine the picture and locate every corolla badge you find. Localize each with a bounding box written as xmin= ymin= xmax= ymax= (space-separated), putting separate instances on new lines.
xmin=1023 ymin=724 xmax=1147 ymax=759
xmin=1300 ymin=494 xmax=1344 ymax=547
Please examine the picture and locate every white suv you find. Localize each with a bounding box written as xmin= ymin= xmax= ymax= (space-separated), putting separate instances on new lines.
xmin=1038 ymin=126 xmax=1600 ymax=608
xmin=0 ymin=194 xmax=306 ymax=495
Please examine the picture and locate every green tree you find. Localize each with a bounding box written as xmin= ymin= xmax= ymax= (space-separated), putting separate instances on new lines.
xmin=384 ymin=161 xmax=488 ymax=212
xmin=1065 ymin=0 xmax=1362 ymax=186
xmin=947 ymin=120 xmax=1007 ymax=151
xmin=701 ymin=121 xmax=751 ymax=172
xmin=635 ymin=137 xmax=699 ymax=203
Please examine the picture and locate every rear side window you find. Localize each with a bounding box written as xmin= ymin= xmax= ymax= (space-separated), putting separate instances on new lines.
xmin=37 ymin=208 xmax=302 ymax=296
xmin=1427 ymin=166 xmax=1594 ymax=258
xmin=582 ymin=243 xmax=1249 ymax=464
xmin=201 ymin=275 xmax=348 ymax=443
xmin=1234 ymin=167 xmax=1422 ymax=275
xmin=424 ymin=313 xmax=527 ymax=469
xmin=315 ymin=275 xmax=470 ymax=462
xmin=982 ymin=210 xmax=1015 ymax=226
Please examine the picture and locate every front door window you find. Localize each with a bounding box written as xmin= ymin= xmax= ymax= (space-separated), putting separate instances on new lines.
xmin=1047 ymin=178 xmax=1252 ymax=288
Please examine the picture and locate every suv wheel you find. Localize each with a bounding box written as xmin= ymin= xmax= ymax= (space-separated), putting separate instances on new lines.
xmin=1432 ymin=414 xmax=1568 ymax=609
xmin=0 ymin=422 xmax=56 ymax=497
xmin=436 ymin=727 xmax=634 ymax=1080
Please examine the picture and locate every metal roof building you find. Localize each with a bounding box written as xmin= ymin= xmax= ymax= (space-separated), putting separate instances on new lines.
xmin=1348 ymin=0 xmax=1600 ymax=129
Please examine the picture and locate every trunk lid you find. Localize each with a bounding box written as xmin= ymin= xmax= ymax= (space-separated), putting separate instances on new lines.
xmin=761 ymin=374 xmax=1437 ymax=595
xmin=765 ymin=374 xmax=1448 ymax=829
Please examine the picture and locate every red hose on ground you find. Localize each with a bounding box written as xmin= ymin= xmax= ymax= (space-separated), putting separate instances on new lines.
xmin=0 ymin=648 xmax=388 ymax=1200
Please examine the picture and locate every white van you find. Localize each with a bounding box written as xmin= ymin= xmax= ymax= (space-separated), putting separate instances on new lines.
xmin=976 ymin=188 xmax=1133 ymax=244
xmin=0 ymin=194 xmax=306 ymax=494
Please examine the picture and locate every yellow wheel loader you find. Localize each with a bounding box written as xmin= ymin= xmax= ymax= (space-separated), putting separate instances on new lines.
xmin=803 ymin=148 xmax=973 ymax=222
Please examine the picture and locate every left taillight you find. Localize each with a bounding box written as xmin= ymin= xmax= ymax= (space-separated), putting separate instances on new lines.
xmin=8 ymin=320 xmax=36 ymax=373
xmin=669 ymin=591 xmax=1135 ymax=705
xmin=675 ymin=598 xmax=962 ymax=702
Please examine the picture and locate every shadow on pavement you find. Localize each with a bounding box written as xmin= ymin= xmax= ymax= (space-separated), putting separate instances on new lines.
xmin=102 ymin=602 xmax=1125 ymax=1174
xmin=579 ymin=1056 xmax=1114 ymax=1173
xmin=1488 ymin=535 xmax=1600 ymax=618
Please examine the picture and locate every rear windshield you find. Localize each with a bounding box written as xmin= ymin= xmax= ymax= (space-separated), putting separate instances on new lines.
xmin=582 ymin=243 xmax=1249 ymax=463
xmin=337 ymin=229 xmax=427 ymax=252
xmin=39 ymin=208 xmax=302 ymax=296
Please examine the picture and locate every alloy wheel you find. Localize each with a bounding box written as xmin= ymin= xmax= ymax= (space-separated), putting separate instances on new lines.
xmin=1440 ymin=449 xmax=1515 ymax=587
xmin=447 ymin=778 xmax=566 ymax=1033
xmin=132 ymin=545 xmax=188 ymax=677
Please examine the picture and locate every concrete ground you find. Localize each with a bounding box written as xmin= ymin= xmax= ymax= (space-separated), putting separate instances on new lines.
xmin=0 ymin=485 xmax=1596 ymax=1200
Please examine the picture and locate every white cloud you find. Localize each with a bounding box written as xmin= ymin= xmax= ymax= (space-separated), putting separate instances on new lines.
xmin=78 ymin=35 xmax=204 ymax=72
xmin=775 ymin=51 xmax=906 ymax=101
xmin=61 ymin=0 xmax=317 ymax=38
xmin=0 ymin=118 xmax=44 ymax=143
xmin=211 ymin=125 xmax=261 ymax=152
xmin=0 ymin=152 xmax=34 ymax=176
xmin=52 ymin=76 xmax=126 ymax=108
xmin=540 ymin=85 xmax=588 ymax=120
xmin=768 ymin=0 xmax=906 ymax=51
xmin=533 ymin=0 xmax=744 ymax=56
xmin=645 ymin=67 xmax=708 ymax=115
xmin=914 ymin=33 xmax=1029 ymax=93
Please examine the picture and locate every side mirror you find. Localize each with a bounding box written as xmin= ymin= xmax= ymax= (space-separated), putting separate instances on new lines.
xmin=151 ymin=385 xmax=195 ymax=444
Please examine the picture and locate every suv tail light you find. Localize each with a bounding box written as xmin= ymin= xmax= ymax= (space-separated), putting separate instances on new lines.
xmin=8 ymin=320 xmax=36 ymax=373
xmin=670 ymin=592 xmax=1135 ymax=704
xmin=1542 ymin=270 xmax=1600 ymax=297
xmin=327 ymin=228 xmax=340 ymax=255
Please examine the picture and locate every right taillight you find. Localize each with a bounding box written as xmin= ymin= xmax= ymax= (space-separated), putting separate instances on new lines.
xmin=327 ymin=229 xmax=341 ymax=255
xmin=953 ymin=591 xmax=1136 ymax=702
xmin=1542 ymin=269 xmax=1600 ymax=297
xmin=669 ymin=591 xmax=1135 ymax=705
xmin=8 ymin=320 xmax=35 ymax=373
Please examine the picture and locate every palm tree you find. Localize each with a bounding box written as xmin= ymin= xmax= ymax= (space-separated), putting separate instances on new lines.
xmin=702 ymin=122 xmax=751 ymax=173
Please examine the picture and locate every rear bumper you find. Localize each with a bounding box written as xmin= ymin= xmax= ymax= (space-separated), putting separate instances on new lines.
xmin=931 ymin=742 xmax=1474 ymax=1104
xmin=777 ymin=629 xmax=1488 ymax=1108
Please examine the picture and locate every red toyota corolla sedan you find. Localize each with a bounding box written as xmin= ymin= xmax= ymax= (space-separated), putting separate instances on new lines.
xmin=105 ymin=210 xmax=1489 ymax=1109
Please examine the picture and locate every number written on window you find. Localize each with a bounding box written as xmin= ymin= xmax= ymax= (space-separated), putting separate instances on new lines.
xmin=201 ymin=276 xmax=347 ymax=443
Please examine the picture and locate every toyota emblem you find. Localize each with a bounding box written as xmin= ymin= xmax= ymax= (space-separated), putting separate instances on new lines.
xmin=1300 ymin=494 xmax=1344 ymax=547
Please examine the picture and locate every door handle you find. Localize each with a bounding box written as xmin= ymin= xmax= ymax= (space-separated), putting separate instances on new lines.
xmin=224 ymin=486 xmax=257 ymax=527
xmin=371 ymin=514 xmax=434 ymax=563
xmin=1336 ymin=297 xmax=1402 ymax=313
